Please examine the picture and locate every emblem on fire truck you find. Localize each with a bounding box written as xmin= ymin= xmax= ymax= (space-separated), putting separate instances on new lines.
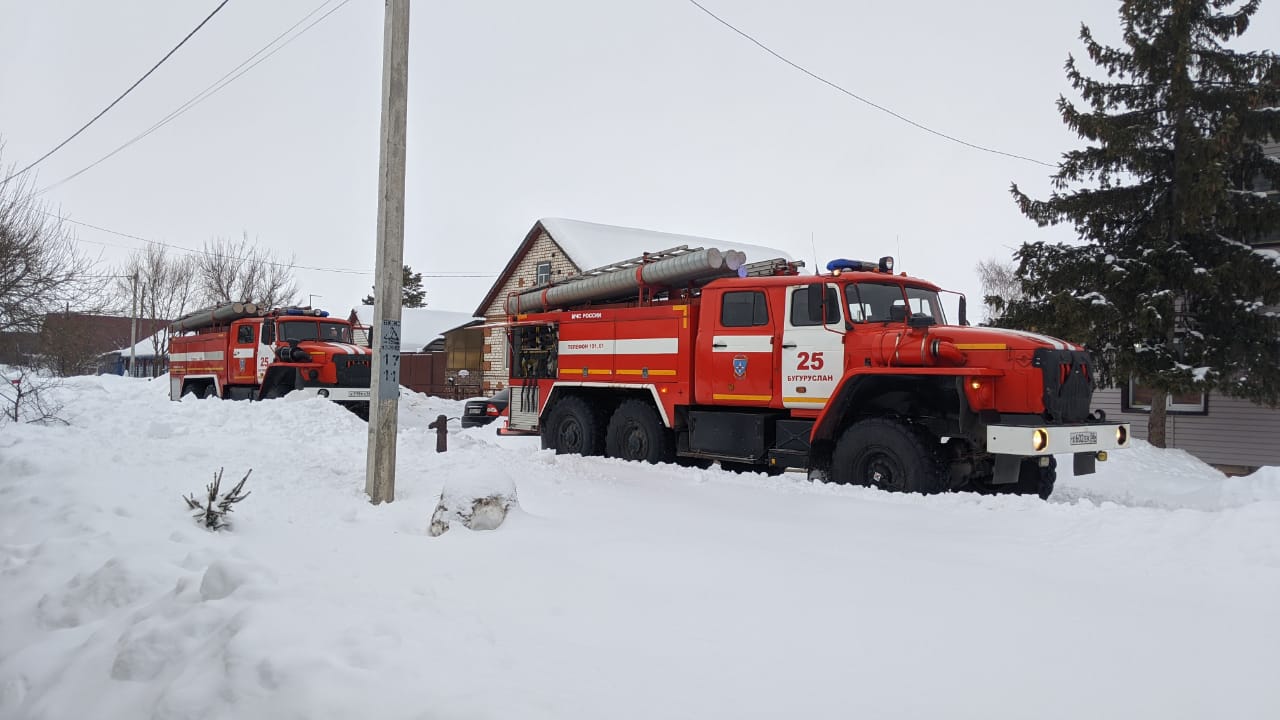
xmin=733 ymin=354 xmax=748 ymax=378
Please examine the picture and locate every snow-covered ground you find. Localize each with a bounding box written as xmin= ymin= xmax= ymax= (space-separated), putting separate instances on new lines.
xmin=2 ymin=374 xmax=1278 ymax=719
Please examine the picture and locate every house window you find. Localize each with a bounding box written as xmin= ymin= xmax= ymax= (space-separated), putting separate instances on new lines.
xmin=1122 ymin=377 xmax=1208 ymax=415
xmin=721 ymin=291 xmax=769 ymax=327
xmin=535 ymin=262 xmax=551 ymax=286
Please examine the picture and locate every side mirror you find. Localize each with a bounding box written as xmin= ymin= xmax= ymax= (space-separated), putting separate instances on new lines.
xmin=806 ymin=283 xmax=826 ymax=325
xmin=958 ymin=295 xmax=969 ymax=326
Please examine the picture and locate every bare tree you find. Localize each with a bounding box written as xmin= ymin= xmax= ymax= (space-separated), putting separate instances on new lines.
xmin=0 ymin=143 xmax=99 ymax=336
xmin=975 ymin=257 xmax=1023 ymax=323
xmin=114 ymin=244 xmax=196 ymax=368
xmin=0 ymin=366 xmax=66 ymax=425
xmin=194 ymin=233 xmax=299 ymax=309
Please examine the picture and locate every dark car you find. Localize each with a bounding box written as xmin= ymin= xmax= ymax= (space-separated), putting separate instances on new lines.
xmin=461 ymin=388 xmax=510 ymax=428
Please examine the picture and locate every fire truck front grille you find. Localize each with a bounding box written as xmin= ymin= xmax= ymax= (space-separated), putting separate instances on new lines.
xmin=1033 ymin=348 xmax=1094 ymax=423
xmin=334 ymin=355 xmax=372 ymax=388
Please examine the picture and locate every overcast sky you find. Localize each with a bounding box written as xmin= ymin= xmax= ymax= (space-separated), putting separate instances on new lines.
xmin=3 ymin=0 xmax=1277 ymax=318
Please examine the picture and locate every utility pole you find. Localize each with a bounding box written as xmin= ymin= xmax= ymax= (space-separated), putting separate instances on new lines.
xmin=128 ymin=271 xmax=139 ymax=377
xmin=366 ymin=0 xmax=410 ymax=505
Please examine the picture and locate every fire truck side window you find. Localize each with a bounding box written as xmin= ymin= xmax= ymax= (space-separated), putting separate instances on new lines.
xmin=237 ymin=326 xmax=254 ymax=343
xmin=791 ymin=285 xmax=840 ymax=326
xmin=721 ymin=291 xmax=768 ymax=327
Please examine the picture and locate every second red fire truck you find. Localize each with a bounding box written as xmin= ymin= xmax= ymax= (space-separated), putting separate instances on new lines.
xmin=502 ymin=246 xmax=1129 ymax=498
xmin=168 ymin=302 xmax=372 ymax=416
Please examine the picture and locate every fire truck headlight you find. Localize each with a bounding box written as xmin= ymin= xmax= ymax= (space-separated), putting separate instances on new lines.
xmin=1032 ymin=428 xmax=1049 ymax=452
xmin=1116 ymin=426 xmax=1129 ymax=446
xmin=317 ymin=389 xmax=329 ymax=398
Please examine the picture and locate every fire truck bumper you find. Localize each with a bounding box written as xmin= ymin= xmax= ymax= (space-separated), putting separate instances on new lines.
xmin=986 ymin=422 xmax=1131 ymax=456
xmin=294 ymin=387 xmax=372 ymax=402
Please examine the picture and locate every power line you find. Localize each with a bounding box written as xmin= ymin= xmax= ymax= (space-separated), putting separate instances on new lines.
xmin=683 ymin=0 xmax=1058 ymax=168
xmin=2 ymin=0 xmax=233 ymax=184
xmin=38 ymin=0 xmax=355 ymax=194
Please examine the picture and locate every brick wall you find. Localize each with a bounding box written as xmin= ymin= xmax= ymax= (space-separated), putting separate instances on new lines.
xmin=481 ymin=231 xmax=580 ymax=392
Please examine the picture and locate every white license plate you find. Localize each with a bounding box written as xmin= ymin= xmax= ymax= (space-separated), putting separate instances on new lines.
xmin=1070 ymin=430 xmax=1098 ymax=446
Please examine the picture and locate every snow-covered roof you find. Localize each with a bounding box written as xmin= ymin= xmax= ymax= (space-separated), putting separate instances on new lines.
xmin=475 ymin=218 xmax=798 ymax=316
xmin=106 ymin=330 xmax=168 ymax=359
xmin=350 ymin=306 xmax=481 ymax=352
xmin=539 ymin=217 xmax=793 ymax=272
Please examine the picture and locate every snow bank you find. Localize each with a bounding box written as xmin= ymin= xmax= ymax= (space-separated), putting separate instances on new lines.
xmin=2 ymin=376 xmax=1279 ymax=719
xmin=1056 ymin=439 xmax=1280 ymax=510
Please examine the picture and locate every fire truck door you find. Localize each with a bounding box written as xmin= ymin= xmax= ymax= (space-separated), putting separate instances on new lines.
xmin=780 ymin=284 xmax=844 ymax=409
xmin=706 ymin=289 xmax=775 ymax=404
xmin=230 ymin=322 xmax=258 ymax=385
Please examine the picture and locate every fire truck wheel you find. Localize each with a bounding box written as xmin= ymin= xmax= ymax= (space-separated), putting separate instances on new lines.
xmin=605 ymin=400 xmax=674 ymax=464
xmin=543 ymin=395 xmax=604 ymax=456
xmin=830 ymin=419 xmax=946 ymax=494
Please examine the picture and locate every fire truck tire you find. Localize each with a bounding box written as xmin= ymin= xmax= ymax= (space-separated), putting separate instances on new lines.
xmin=605 ymin=399 xmax=674 ymax=464
xmin=543 ymin=395 xmax=605 ymax=456
xmin=830 ymin=418 xmax=946 ymax=494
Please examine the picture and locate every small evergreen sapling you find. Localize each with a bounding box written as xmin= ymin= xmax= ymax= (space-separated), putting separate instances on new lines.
xmin=184 ymin=468 xmax=252 ymax=530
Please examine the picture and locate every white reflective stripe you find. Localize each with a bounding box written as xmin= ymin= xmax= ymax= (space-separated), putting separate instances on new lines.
xmin=326 ymin=342 xmax=370 ymax=355
xmin=171 ymin=351 xmax=225 ymax=362
xmin=993 ymin=329 xmax=1068 ymax=351
xmin=232 ymin=348 xmax=255 ymax=359
xmin=712 ymin=335 xmax=772 ymax=352
xmin=559 ymin=340 xmax=615 ymax=355
xmin=558 ymin=339 xmax=679 ymax=356
xmin=615 ymin=338 xmax=678 ymax=354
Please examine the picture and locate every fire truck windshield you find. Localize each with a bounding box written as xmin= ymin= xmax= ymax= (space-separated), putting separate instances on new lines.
xmin=846 ymin=282 xmax=946 ymax=325
xmin=279 ymin=320 xmax=353 ymax=343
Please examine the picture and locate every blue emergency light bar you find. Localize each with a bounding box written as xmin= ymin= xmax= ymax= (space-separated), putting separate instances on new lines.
xmin=826 ymin=256 xmax=894 ymax=273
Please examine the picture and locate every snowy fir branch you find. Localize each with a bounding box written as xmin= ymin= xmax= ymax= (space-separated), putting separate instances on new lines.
xmin=183 ymin=467 xmax=253 ymax=530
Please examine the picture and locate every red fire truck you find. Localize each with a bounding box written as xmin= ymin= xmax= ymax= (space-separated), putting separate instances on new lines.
xmin=168 ymin=302 xmax=372 ymax=415
xmin=502 ymin=247 xmax=1129 ymax=498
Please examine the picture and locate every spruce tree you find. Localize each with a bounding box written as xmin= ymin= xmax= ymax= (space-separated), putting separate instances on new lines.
xmin=361 ymin=264 xmax=427 ymax=308
xmin=1004 ymin=0 xmax=1280 ymax=447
